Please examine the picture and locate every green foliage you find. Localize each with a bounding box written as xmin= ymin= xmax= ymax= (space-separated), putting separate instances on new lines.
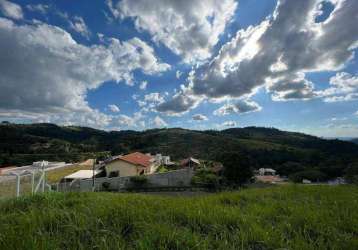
xmin=191 ymin=169 xmax=221 ymax=188
xmin=156 ymin=165 xmax=169 ymax=173
xmin=289 ymin=170 xmax=328 ymax=183
xmin=1 ymin=123 xmax=358 ymax=180
xmin=102 ymin=182 xmax=111 ymax=190
xmin=216 ymin=152 xmax=254 ymax=186
xmin=130 ymin=175 xmax=148 ymax=187
xmin=0 ymin=186 xmax=357 ymax=249
xmin=344 ymin=163 xmax=358 ymax=184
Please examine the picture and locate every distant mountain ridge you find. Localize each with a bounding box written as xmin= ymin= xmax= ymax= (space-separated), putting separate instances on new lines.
xmin=1 ymin=123 xmax=358 ymax=178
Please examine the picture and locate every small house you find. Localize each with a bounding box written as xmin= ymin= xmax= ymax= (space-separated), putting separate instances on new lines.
xmin=302 ymin=179 xmax=312 ymax=184
xmin=180 ymin=157 xmax=200 ymax=168
xmin=105 ymin=152 xmax=159 ymax=177
xmin=258 ymin=168 xmax=276 ymax=176
xmin=61 ymin=170 xmax=101 ymax=183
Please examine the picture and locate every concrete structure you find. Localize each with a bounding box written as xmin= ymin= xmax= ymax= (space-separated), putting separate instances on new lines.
xmin=152 ymin=154 xmax=174 ymax=166
xmin=77 ymin=168 xmax=195 ymax=192
xmin=328 ymin=177 xmax=346 ymax=185
xmin=105 ymin=152 xmax=159 ymax=177
xmin=162 ymin=156 xmax=174 ymax=165
xmin=62 ymin=170 xmax=101 ymax=182
xmin=258 ymin=168 xmax=276 ymax=176
xmin=255 ymin=175 xmax=283 ymax=183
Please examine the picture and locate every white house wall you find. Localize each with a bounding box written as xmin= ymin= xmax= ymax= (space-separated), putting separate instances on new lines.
xmin=105 ymin=160 xmax=138 ymax=177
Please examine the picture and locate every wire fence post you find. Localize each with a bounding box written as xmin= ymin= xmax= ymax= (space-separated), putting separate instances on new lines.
xmin=31 ymin=172 xmax=35 ymax=194
xmin=92 ymin=158 xmax=96 ymax=192
xmin=15 ymin=174 xmax=20 ymax=197
xmin=41 ymin=161 xmax=46 ymax=192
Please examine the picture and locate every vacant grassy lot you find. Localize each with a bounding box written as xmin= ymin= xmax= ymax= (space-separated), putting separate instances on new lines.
xmin=0 ymin=185 xmax=357 ymax=250
xmin=46 ymin=164 xmax=92 ymax=184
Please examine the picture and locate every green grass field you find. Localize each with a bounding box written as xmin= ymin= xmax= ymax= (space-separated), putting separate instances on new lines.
xmin=0 ymin=185 xmax=357 ymax=250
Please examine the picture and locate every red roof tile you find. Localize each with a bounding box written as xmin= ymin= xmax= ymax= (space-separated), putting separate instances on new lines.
xmin=118 ymin=152 xmax=154 ymax=168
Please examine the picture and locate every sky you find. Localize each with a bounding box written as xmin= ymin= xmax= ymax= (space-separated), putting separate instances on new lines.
xmin=0 ymin=0 xmax=357 ymax=137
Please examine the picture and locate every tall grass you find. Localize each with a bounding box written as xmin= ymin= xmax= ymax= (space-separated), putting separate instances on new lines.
xmin=0 ymin=185 xmax=357 ymax=249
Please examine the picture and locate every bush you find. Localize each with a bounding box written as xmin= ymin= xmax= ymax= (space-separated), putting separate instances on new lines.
xmin=344 ymin=163 xmax=358 ymax=184
xmin=289 ymin=170 xmax=327 ymax=183
xmin=156 ymin=165 xmax=168 ymax=173
xmin=129 ymin=175 xmax=148 ymax=187
xmin=102 ymin=182 xmax=110 ymax=190
xmin=191 ymin=169 xmax=221 ymax=189
xmin=216 ymin=152 xmax=254 ymax=186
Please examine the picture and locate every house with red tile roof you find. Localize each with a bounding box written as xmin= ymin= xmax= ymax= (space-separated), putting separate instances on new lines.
xmin=105 ymin=152 xmax=159 ymax=177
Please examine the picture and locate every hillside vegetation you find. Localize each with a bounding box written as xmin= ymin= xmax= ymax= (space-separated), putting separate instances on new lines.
xmin=0 ymin=185 xmax=357 ymax=249
xmin=1 ymin=123 xmax=358 ymax=179
xmin=351 ymin=138 xmax=358 ymax=144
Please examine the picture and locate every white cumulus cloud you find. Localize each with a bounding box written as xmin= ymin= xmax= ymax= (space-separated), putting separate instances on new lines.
xmin=108 ymin=0 xmax=237 ymax=63
xmin=222 ymin=121 xmax=236 ymax=127
xmin=192 ymin=114 xmax=208 ymax=121
xmin=317 ymin=72 xmax=358 ymax=102
xmin=69 ymin=16 xmax=91 ymax=39
xmin=108 ymin=104 xmax=120 ymax=112
xmin=153 ymin=116 xmax=167 ymax=127
xmin=0 ymin=0 xmax=23 ymax=20
xmin=158 ymin=0 xmax=358 ymax=115
xmin=0 ymin=17 xmax=169 ymax=128
xmin=139 ymin=81 xmax=148 ymax=90
xmin=213 ymin=100 xmax=261 ymax=116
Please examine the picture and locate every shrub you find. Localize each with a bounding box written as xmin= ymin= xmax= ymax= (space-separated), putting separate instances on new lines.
xmin=156 ymin=165 xmax=168 ymax=173
xmin=191 ymin=169 xmax=220 ymax=189
xmin=216 ymin=152 xmax=254 ymax=186
xmin=129 ymin=175 xmax=148 ymax=187
xmin=344 ymin=163 xmax=358 ymax=184
xmin=289 ymin=170 xmax=327 ymax=183
xmin=102 ymin=182 xmax=110 ymax=190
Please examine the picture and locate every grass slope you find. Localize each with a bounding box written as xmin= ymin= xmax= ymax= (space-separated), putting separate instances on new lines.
xmin=46 ymin=163 xmax=92 ymax=184
xmin=0 ymin=185 xmax=357 ymax=249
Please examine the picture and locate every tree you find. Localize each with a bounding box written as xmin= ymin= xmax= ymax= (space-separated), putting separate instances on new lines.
xmin=216 ymin=152 xmax=254 ymax=186
xmin=289 ymin=170 xmax=327 ymax=183
xmin=191 ymin=169 xmax=221 ymax=189
xmin=344 ymin=163 xmax=358 ymax=184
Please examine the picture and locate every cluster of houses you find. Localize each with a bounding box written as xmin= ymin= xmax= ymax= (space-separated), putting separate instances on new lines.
xmin=62 ymin=152 xmax=201 ymax=183
xmin=62 ymin=154 xmax=282 ymax=185
xmin=59 ymin=153 xmax=347 ymax=186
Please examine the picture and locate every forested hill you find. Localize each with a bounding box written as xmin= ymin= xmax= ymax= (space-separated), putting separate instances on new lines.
xmin=1 ymin=122 xmax=358 ymax=178
xmin=351 ymin=138 xmax=358 ymax=144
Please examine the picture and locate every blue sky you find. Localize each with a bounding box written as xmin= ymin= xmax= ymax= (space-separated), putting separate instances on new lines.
xmin=0 ymin=0 xmax=357 ymax=137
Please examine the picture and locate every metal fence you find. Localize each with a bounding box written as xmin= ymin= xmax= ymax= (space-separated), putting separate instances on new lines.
xmin=0 ymin=161 xmax=51 ymax=199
